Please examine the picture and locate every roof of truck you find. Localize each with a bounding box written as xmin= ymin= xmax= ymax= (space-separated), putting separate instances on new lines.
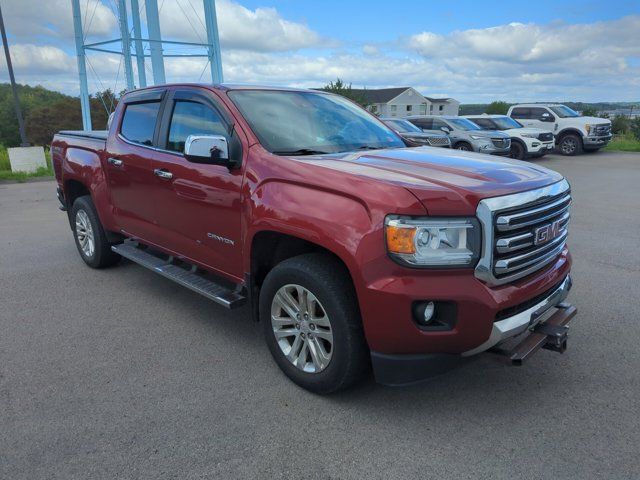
xmin=510 ymin=103 xmax=563 ymax=108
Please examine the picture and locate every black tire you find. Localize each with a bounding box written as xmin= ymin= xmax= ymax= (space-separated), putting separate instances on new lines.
xmin=558 ymin=133 xmax=583 ymax=156
xmin=260 ymin=253 xmax=369 ymax=394
xmin=509 ymin=141 xmax=526 ymax=160
xmin=454 ymin=141 xmax=472 ymax=151
xmin=70 ymin=195 xmax=121 ymax=268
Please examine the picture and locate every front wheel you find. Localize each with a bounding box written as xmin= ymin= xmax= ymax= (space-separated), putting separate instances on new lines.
xmin=558 ymin=134 xmax=583 ymax=156
xmin=260 ymin=254 xmax=369 ymax=394
xmin=71 ymin=196 xmax=121 ymax=268
xmin=455 ymin=142 xmax=472 ymax=151
xmin=509 ymin=141 xmax=526 ymax=160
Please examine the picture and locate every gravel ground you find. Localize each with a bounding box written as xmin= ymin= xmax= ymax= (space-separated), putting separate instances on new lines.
xmin=1 ymin=151 xmax=639 ymax=479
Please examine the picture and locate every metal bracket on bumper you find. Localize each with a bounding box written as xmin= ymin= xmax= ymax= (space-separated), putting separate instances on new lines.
xmin=488 ymin=303 xmax=576 ymax=366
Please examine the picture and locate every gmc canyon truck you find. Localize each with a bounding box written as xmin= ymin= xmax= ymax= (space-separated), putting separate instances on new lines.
xmin=52 ymin=84 xmax=576 ymax=393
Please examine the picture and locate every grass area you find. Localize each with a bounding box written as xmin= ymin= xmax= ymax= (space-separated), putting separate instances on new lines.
xmin=0 ymin=145 xmax=53 ymax=182
xmin=604 ymin=134 xmax=640 ymax=153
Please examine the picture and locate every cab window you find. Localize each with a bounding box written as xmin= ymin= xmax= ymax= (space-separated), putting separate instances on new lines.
xmin=167 ymin=100 xmax=227 ymax=152
xmin=120 ymin=101 xmax=161 ymax=146
xmin=510 ymin=108 xmax=530 ymax=119
xmin=472 ymin=118 xmax=494 ymax=130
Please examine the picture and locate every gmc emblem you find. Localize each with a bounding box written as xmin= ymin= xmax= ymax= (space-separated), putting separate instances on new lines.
xmin=534 ymin=220 xmax=562 ymax=246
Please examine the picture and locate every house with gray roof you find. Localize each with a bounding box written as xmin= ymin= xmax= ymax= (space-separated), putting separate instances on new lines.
xmin=351 ymin=87 xmax=459 ymax=117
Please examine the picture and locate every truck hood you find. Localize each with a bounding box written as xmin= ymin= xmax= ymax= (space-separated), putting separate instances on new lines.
xmin=301 ymin=147 xmax=564 ymax=215
xmin=575 ymin=116 xmax=611 ymax=125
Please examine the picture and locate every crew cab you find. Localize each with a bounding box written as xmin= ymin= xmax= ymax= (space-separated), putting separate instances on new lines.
xmin=508 ymin=104 xmax=612 ymax=155
xmin=52 ymin=84 xmax=576 ymax=393
xmin=465 ymin=114 xmax=554 ymax=160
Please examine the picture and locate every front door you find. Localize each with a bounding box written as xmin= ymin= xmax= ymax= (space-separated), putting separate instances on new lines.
xmin=150 ymin=89 xmax=244 ymax=281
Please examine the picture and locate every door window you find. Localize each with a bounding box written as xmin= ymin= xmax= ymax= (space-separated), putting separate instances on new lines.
xmin=167 ymin=100 xmax=227 ymax=152
xmin=432 ymin=118 xmax=448 ymax=130
xmin=120 ymin=101 xmax=161 ymax=146
xmin=472 ymin=118 xmax=494 ymax=129
xmin=510 ymin=108 xmax=530 ymax=119
xmin=412 ymin=118 xmax=433 ymax=130
xmin=529 ymin=108 xmax=549 ymax=120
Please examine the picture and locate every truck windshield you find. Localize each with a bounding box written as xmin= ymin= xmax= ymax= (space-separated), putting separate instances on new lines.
xmin=228 ymin=90 xmax=405 ymax=155
xmin=490 ymin=117 xmax=523 ymax=130
xmin=550 ymin=105 xmax=580 ymax=118
xmin=447 ymin=118 xmax=481 ymax=131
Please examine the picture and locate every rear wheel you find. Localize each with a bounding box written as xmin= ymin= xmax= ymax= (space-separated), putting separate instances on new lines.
xmin=71 ymin=196 xmax=120 ymax=268
xmin=558 ymin=133 xmax=583 ymax=156
xmin=455 ymin=142 xmax=472 ymax=151
xmin=509 ymin=141 xmax=526 ymax=160
xmin=260 ymin=254 xmax=368 ymax=394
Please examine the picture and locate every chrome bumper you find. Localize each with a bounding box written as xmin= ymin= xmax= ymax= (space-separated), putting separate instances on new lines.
xmin=462 ymin=275 xmax=572 ymax=356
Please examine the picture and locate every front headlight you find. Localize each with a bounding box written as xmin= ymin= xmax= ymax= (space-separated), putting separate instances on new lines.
xmin=469 ymin=134 xmax=488 ymax=140
xmin=385 ymin=216 xmax=480 ymax=267
xmin=585 ymin=124 xmax=595 ymax=135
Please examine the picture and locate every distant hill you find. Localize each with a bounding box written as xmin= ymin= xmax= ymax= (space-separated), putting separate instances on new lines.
xmin=0 ymin=83 xmax=115 ymax=147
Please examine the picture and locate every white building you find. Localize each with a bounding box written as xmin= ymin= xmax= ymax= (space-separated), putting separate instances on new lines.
xmin=351 ymin=87 xmax=460 ymax=117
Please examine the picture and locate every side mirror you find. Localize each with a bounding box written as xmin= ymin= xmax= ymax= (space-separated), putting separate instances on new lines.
xmin=184 ymin=134 xmax=234 ymax=167
xmin=440 ymin=126 xmax=450 ymax=133
xmin=540 ymin=113 xmax=554 ymax=122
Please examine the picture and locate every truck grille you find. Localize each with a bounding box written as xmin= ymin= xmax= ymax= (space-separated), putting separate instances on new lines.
xmin=491 ymin=138 xmax=510 ymax=148
xmin=475 ymin=180 xmax=571 ymax=286
xmin=538 ymin=132 xmax=554 ymax=142
xmin=593 ymin=124 xmax=611 ymax=136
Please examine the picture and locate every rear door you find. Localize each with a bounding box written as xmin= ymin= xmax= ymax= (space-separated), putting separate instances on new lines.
xmin=105 ymin=88 xmax=166 ymax=239
xmin=149 ymin=88 xmax=245 ymax=281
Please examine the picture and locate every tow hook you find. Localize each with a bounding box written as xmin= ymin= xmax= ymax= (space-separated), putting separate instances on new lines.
xmin=534 ymin=322 xmax=568 ymax=354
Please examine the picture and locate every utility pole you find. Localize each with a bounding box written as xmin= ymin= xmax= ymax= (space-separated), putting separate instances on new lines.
xmin=130 ymin=0 xmax=147 ymax=87
xmin=117 ymin=0 xmax=135 ymax=90
xmin=71 ymin=0 xmax=92 ymax=130
xmin=145 ymin=0 xmax=166 ymax=85
xmin=0 ymin=3 xmax=29 ymax=146
xmin=203 ymin=0 xmax=223 ymax=83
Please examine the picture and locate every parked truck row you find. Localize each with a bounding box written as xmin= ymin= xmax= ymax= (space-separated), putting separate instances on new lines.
xmin=395 ymin=103 xmax=612 ymax=159
xmin=53 ymin=84 xmax=576 ymax=393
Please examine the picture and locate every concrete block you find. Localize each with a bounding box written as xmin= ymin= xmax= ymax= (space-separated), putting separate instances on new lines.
xmin=8 ymin=146 xmax=47 ymax=173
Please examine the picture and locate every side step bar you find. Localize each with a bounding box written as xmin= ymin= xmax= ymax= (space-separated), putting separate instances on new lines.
xmin=112 ymin=243 xmax=246 ymax=309
xmin=489 ymin=303 xmax=577 ymax=366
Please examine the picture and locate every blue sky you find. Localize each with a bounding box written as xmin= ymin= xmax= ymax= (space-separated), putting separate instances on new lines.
xmin=1 ymin=0 xmax=638 ymax=103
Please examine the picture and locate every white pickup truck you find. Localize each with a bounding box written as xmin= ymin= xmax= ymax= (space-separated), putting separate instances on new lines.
xmin=507 ymin=104 xmax=612 ymax=156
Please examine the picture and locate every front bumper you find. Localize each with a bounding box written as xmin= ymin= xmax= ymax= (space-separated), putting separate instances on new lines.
xmin=462 ymin=275 xmax=572 ymax=355
xmin=370 ymin=274 xmax=574 ymax=386
xmin=583 ymin=134 xmax=612 ymax=147
xmin=527 ymin=141 xmax=555 ymax=154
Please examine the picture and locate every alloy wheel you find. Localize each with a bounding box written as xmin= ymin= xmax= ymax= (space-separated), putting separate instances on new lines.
xmin=75 ymin=209 xmax=95 ymax=258
xmin=271 ymin=284 xmax=334 ymax=373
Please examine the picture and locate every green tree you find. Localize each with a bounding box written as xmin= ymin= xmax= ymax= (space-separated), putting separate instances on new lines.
xmin=320 ymin=78 xmax=369 ymax=108
xmin=485 ymin=101 xmax=510 ymax=115
xmin=611 ymin=114 xmax=630 ymax=135
xmin=580 ymin=106 xmax=598 ymax=116
xmin=630 ymin=117 xmax=640 ymax=141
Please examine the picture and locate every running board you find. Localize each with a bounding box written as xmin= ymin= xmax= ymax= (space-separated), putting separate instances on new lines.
xmin=111 ymin=243 xmax=246 ymax=309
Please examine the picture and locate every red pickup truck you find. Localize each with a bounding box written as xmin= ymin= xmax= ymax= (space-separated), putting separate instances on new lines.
xmin=52 ymin=84 xmax=575 ymax=393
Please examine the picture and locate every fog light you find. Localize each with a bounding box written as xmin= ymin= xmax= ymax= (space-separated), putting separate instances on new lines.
xmin=423 ymin=301 xmax=435 ymax=323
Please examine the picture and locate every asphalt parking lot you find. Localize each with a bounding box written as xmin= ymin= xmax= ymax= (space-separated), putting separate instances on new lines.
xmin=1 ymin=151 xmax=639 ymax=479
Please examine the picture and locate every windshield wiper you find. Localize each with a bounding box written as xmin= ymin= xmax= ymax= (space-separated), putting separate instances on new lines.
xmin=272 ymin=148 xmax=329 ymax=156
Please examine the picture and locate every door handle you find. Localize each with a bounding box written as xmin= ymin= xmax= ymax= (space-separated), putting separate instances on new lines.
xmin=108 ymin=157 xmax=123 ymax=166
xmin=154 ymin=168 xmax=173 ymax=180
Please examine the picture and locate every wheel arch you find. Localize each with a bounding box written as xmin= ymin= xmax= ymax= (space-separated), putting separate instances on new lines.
xmin=247 ymin=230 xmax=358 ymax=322
xmin=556 ymin=128 xmax=584 ymax=142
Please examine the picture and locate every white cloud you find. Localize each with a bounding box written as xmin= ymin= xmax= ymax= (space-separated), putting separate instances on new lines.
xmin=159 ymin=0 xmax=323 ymax=51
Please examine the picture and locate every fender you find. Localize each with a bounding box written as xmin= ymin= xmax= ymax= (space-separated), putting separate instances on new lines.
xmin=556 ymin=127 xmax=585 ymax=140
xmin=61 ymin=145 xmax=118 ymax=232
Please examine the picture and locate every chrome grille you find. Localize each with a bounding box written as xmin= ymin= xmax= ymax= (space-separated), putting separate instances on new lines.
xmin=427 ymin=136 xmax=450 ymax=146
xmin=491 ymin=138 xmax=510 ymax=148
xmin=593 ymin=124 xmax=611 ymax=136
xmin=475 ymin=180 xmax=571 ymax=286
xmin=538 ymin=132 xmax=554 ymax=142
